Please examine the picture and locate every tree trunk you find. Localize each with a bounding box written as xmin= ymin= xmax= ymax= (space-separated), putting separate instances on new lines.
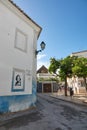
xmin=83 ymin=77 xmax=87 ymax=92
xmin=65 ymin=76 xmax=67 ymax=96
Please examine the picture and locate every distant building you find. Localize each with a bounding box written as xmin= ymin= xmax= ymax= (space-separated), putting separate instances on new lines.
xmin=37 ymin=65 xmax=59 ymax=93
xmin=67 ymin=50 xmax=87 ymax=94
xmin=71 ymin=50 xmax=87 ymax=58
xmin=0 ymin=0 xmax=42 ymax=113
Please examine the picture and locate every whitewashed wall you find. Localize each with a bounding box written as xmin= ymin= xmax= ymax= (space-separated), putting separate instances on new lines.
xmin=0 ymin=1 xmax=37 ymax=96
xmin=71 ymin=51 xmax=87 ymax=58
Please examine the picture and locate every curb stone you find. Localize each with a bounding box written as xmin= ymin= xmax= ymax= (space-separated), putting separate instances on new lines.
xmin=50 ymin=95 xmax=87 ymax=107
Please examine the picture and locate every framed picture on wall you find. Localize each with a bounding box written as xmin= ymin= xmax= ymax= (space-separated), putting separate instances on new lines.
xmin=12 ymin=68 xmax=25 ymax=92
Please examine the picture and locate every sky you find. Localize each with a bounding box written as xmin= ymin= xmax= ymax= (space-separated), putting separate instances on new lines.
xmin=12 ymin=0 xmax=87 ymax=69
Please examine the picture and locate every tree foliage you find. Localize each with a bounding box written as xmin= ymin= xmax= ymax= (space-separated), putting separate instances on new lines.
xmin=59 ymin=56 xmax=77 ymax=96
xmin=72 ymin=57 xmax=87 ymax=77
xmin=49 ymin=56 xmax=76 ymax=96
xmin=60 ymin=56 xmax=74 ymax=77
xmin=48 ymin=58 xmax=60 ymax=75
xmin=49 ymin=55 xmax=87 ymax=95
xmin=72 ymin=57 xmax=87 ymax=89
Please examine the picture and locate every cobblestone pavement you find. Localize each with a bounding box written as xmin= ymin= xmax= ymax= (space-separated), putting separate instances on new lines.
xmin=0 ymin=93 xmax=87 ymax=130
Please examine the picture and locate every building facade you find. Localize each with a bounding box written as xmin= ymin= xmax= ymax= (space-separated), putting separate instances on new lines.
xmin=37 ymin=65 xmax=59 ymax=93
xmin=67 ymin=50 xmax=87 ymax=94
xmin=71 ymin=50 xmax=87 ymax=58
xmin=0 ymin=0 xmax=41 ymax=113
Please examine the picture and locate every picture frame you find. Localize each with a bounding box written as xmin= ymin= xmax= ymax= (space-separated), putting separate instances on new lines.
xmin=12 ymin=68 xmax=25 ymax=92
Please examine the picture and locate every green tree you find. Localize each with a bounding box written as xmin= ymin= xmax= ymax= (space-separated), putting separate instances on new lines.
xmin=72 ymin=57 xmax=87 ymax=91
xmin=49 ymin=56 xmax=76 ymax=96
xmin=59 ymin=56 xmax=76 ymax=96
xmin=49 ymin=58 xmax=60 ymax=75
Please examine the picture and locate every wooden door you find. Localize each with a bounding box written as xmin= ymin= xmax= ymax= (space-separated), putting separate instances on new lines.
xmin=43 ymin=84 xmax=51 ymax=92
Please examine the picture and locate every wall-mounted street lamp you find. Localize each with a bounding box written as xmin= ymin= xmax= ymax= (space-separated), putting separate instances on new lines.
xmin=35 ymin=41 xmax=46 ymax=55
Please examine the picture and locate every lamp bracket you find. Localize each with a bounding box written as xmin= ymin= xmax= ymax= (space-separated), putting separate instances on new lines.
xmin=35 ymin=50 xmax=42 ymax=55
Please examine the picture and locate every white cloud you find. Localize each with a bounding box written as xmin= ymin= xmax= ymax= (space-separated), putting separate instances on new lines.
xmin=37 ymin=54 xmax=46 ymax=60
xmin=37 ymin=54 xmax=50 ymax=70
xmin=37 ymin=61 xmax=50 ymax=70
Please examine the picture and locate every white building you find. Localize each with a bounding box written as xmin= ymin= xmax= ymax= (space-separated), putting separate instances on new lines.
xmin=37 ymin=65 xmax=59 ymax=93
xmin=67 ymin=50 xmax=87 ymax=94
xmin=0 ymin=0 xmax=42 ymax=113
xmin=71 ymin=50 xmax=87 ymax=58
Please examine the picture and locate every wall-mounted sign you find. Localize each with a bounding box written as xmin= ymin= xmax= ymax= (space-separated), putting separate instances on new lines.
xmin=12 ymin=68 xmax=25 ymax=92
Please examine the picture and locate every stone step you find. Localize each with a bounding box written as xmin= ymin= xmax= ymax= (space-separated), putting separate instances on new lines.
xmin=79 ymin=87 xmax=86 ymax=93
xmin=74 ymin=93 xmax=87 ymax=97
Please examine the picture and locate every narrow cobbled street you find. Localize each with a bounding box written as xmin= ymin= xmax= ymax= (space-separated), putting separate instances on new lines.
xmin=0 ymin=94 xmax=87 ymax=130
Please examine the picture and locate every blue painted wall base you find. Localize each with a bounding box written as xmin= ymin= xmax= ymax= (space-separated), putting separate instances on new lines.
xmin=0 ymin=79 xmax=37 ymax=113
